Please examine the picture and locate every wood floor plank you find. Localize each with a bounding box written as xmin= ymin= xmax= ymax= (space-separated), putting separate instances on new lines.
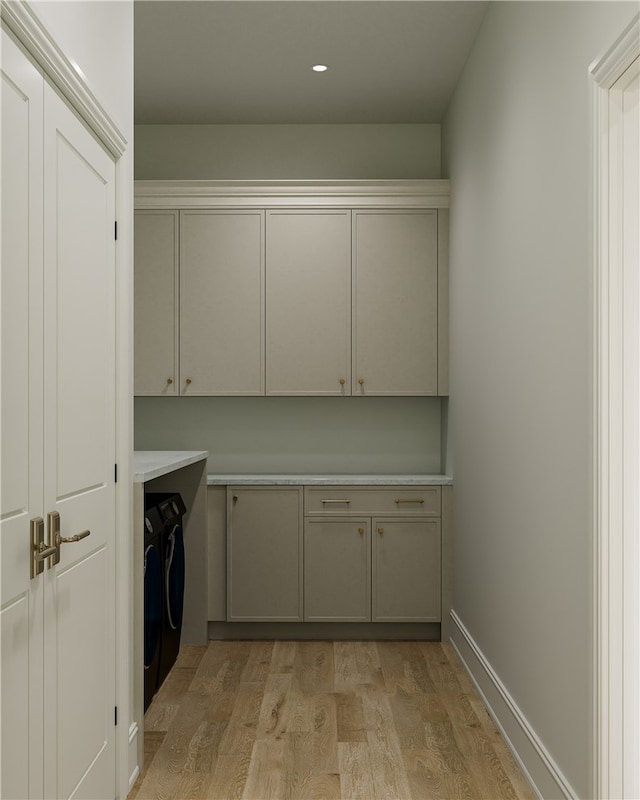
xmin=296 ymin=640 xmax=335 ymax=694
xmin=338 ymin=742 xmax=375 ymax=800
xmin=217 ymin=690 xmax=263 ymax=758
xmin=403 ymin=748 xmax=481 ymax=800
xmin=255 ymin=673 xmax=295 ymax=739
xmin=130 ymin=640 xmax=537 ymax=800
xmin=206 ymin=754 xmax=251 ymax=800
xmin=335 ymin=693 xmax=367 ymax=742
xmin=361 ymin=693 xmax=413 ymax=800
xmin=242 ymin=739 xmax=286 ymax=799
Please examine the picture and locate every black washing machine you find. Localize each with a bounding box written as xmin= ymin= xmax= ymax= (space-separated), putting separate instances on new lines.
xmin=146 ymin=492 xmax=187 ymax=693
xmin=143 ymin=504 xmax=163 ymax=712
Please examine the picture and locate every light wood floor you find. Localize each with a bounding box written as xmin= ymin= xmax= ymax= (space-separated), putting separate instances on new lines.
xmin=128 ymin=641 xmax=536 ymax=800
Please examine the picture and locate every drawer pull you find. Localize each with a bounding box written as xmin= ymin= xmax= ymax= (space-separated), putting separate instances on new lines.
xmin=358 ymin=527 xmax=364 ymax=535
xmin=321 ymin=499 xmax=351 ymax=505
xmin=395 ymin=498 xmax=425 ymax=504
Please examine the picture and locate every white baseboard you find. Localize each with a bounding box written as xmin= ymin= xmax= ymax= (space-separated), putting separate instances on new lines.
xmin=450 ymin=610 xmax=577 ymax=800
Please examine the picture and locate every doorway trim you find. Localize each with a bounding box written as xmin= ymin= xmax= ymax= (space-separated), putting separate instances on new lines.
xmin=590 ymin=14 xmax=639 ymax=799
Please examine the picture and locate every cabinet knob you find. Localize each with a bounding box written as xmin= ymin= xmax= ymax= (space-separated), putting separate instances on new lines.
xmin=358 ymin=527 xmax=364 ymax=535
xmin=166 ymin=378 xmax=173 ymax=385
xmin=377 ymin=527 xmax=384 ymax=535
xmin=185 ymin=378 xmax=192 ymax=385
xmin=358 ymin=378 xmax=364 ymax=385
xmin=339 ymin=378 xmax=346 ymax=386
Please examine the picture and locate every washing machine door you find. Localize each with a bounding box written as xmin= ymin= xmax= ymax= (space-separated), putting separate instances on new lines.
xmin=144 ymin=543 xmax=163 ymax=668
xmin=165 ymin=523 xmax=185 ymax=631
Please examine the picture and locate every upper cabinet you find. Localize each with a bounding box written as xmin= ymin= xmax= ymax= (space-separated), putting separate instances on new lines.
xmin=266 ymin=209 xmax=351 ymax=396
xmin=134 ymin=180 xmax=449 ymax=397
xmin=134 ymin=211 xmax=179 ymax=396
xmin=180 ymin=211 xmax=265 ymax=395
xmin=352 ymin=209 xmax=438 ymax=396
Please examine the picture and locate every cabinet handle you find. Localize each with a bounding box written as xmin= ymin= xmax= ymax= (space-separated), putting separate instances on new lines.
xmin=395 ymin=498 xmax=425 ymax=504
xmin=339 ymin=378 xmax=346 ymax=386
xmin=166 ymin=378 xmax=173 ymax=385
xmin=321 ymin=499 xmax=351 ymax=505
xmin=185 ymin=378 xmax=192 ymax=385
xmin=358 ymin=378 xmax=365 ymax=385
xmin=358 ymin=527 xmax=364 ymax=535
xmin=377 ymin=527 xmax=384 ymax=535
xmin=232 ymin=495 xmax=238 ymax=502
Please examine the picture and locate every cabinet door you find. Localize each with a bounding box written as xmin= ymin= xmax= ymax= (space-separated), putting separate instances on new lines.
xmin=181 ymin=211 xmax=265 ymax=395
xmin=227 ymin=488 xmax=302 ymax=621
xmin=266 ymin=210 xmax=351 ymax=395
xmin=352 ymin=210 xmax=438 ymax=395
xmin=304 ymin=519 xmax=370 ymax=621
xmin=373 ymin=518 xmax=441 ymax=622
xmin=134 ymin=211 xmax=178 ymax=395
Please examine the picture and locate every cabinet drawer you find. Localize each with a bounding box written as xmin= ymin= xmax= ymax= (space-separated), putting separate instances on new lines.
xmin=304 ymin=486 xmax=441 ymax=517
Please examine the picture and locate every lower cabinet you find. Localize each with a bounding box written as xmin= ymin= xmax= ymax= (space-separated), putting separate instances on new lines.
xmin=304 ymin=518 xmax=371 ymax=621
xmin=304 ymin=515 xmax=440 ymax=622
xmin=227 ymin=487 xmax=303 ymax=621
xmin=373 ymin=518 xmax=441 ymax=622
xmin=221 ymin=484 xmax=444 ymax=625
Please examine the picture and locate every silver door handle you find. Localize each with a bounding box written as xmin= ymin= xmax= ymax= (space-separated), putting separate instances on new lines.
xmin=58 ymin=530 xmax=91 ymax=544
xmin=47 ymin=511 xmax=91 ymax=567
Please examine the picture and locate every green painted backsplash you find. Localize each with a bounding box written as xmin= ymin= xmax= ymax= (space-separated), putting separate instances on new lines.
xmin=134 ymin=396 xmax=443 ymax=474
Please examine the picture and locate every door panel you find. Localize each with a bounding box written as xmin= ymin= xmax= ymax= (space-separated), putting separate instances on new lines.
xmin=42 ymin=85 xmax=116 ymax=800
xmin=1 ymin=29 xmax=44 ymax=800
xmin=55 ymin=549 xmax=110 ymax=799
xmin=352 ymin=210 xmax=438 ymax=395
xmin=372 ymin=518 xmax=441 ymax=622
xmin=134 ymin=211 xmax=179 ymax=395
xmin=181 ymin=211 xmax=265 ymax=395
xmin=266 ymin=210 xmax=351 ymax=395
xmin=304 ymin=518 xmax=371 ymax=621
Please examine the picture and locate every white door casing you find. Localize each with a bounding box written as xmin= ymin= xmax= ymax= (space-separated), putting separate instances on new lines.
xmin=1 ymin=25 xmax=117 ymax=800
xmin=591 ymin=14 xmax=640 ymax=800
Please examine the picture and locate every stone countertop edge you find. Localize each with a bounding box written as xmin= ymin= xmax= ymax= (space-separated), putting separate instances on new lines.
xmin=133 ymin=450 xmax=209 ymax=483
xmin=206 ymin=474 xmax=453 ymax=486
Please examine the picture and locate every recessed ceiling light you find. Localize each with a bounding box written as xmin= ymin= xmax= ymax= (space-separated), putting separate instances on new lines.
xmin=312 ymin=64 xmax=328 ymax=72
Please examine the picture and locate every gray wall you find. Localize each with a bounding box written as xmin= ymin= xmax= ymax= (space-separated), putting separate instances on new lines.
xmin=442 ymin=2 xmax=637 ymax=796
xmin=134 ymin=123 xmax=440 ymax=180
xmin=135 ymin=396 xmax=443 ymax=475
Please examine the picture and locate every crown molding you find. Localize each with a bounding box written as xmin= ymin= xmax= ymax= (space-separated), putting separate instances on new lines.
xmin=1 ymin=0 xmax=127 ymax=158
xmin=590 ymin=13 xmax=639 ymax=88
xmin=134 ymin=179 xmax=450 ymax=209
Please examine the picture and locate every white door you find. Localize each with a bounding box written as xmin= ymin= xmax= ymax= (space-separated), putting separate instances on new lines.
xmin=1 ymin=29 xmax=117 ymax=800
xmin=1 ymin=28 xmax=45 ymax=800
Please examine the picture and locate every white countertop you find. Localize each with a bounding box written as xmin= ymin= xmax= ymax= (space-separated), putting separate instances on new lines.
xmin=207 ymin=473 xmax=453 ymax=486
xmin=134 ymin=450 xmax=208 ymax=483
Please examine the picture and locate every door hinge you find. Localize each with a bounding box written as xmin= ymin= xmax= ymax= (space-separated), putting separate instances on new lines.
xmin=114 ymin=220 xmax=118 ymax=240
xmin=114 ymin=464 xmax=118 ymax=483
xmin=115 ymin=706 xmax=118 ymax=726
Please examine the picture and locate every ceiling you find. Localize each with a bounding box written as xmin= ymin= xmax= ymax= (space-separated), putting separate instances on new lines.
xmin=134 ymin=1 xmax=488 ymax=125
